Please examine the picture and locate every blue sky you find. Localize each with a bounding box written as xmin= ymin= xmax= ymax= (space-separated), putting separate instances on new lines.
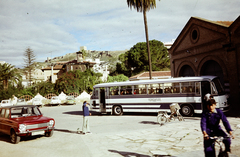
xmin=0 ymin=0 xmax=239 ymax=68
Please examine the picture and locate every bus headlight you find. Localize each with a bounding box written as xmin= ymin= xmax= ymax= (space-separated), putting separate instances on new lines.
xmin=19 ymin=124 xmax=27 ymax=133
xmin=48 ymin=120 xmax=54 ymax=127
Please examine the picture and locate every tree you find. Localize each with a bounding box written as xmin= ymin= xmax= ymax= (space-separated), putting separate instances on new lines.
xmin=115 ymin=40 xmax=170 ymax=77
xmin=23 ymin=47 xmax=36 ymax=86
xmin=107 ymin=74 xmax=129 ymax=83
xmin=55 ymin=69 xmax=102 ymax=94
xmin=127 ymin=0 xmax=158 ymax=79
xmin=0 ymin=63 xmax=22 ymax=90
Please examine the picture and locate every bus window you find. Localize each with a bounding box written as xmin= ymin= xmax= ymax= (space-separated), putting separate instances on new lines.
xmin=148 ymin=84 xmax=163 ymax=94
xmin=181 ymin=82 xmax=195 ymax=93
xmin=212 ymin=78 xmax=225 ymax=95
xmin=126 ymin=85 xmax=132 ymax=95
xmin=139 ymin=84 xmax=147 ymax=94
xmin=120 ymin=86 xmax=132 ymax=95
xmin=163 ymin=83 xmax=173 ymax=94
xmin=93 ymin=88 xmax=99 ymax=97
xmin=120 ymin=86 xmax=126 ymax=95
xmin=211 ymin=82 xmax=218 ymax=95
xmin=110 ymin=86 xmax=119 ymax=95
xmin=172 ymin=83 xmax=180 ymax=93
xmin=195 ymin=82 xmax=200 ymax=94
xmin=133 ymin=85 xmax=139 ymax=94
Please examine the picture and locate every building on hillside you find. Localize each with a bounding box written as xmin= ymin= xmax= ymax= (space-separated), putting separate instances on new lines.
xmin=129 ymin=71 xmax=171 ymax=81
xmin=92 ymin=59 xmax=109 ymax=82
xmin=42 ymin=51 xmax=97 ymax=83
xmin=41 ymin=64 xmax=64 ymax=83
xmin=168 ymin=16 xmax=240 ymax=115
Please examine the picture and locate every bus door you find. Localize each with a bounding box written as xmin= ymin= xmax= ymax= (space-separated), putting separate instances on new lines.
xmin=99 ymin=88 xmax=106 ymax=113
xmin=201 ymin=81 xmax=211 ymax=111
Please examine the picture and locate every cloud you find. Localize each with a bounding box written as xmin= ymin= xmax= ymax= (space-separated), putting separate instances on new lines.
xmin=0 ymin=0 xmax=239 ymax=68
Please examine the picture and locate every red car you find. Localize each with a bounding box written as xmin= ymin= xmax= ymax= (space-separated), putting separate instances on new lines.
xmin=0 ymin=105 xmax=55 ymax=144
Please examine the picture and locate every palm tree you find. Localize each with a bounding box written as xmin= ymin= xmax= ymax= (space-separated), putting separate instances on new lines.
xmin=127 ymin=0 xmax=157 ymax=79
xmin=0 ymin=63 xmax=22 ymax=90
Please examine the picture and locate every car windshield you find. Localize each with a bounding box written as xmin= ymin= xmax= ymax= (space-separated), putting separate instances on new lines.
xmin=11 ymin=106 xmax=42 ymax=118
xmin=67 ymin=96 xmax=74 ymax=100
xmin=17 ymin=99 xmax=24 ymax=102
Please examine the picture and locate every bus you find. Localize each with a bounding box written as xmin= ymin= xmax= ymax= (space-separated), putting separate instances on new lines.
xmin=90 ymin=76 xmax=229 ymax=116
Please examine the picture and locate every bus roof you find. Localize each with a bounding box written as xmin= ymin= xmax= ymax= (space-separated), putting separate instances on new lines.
xmin=93 ymin=76 xmax=218 ymax=88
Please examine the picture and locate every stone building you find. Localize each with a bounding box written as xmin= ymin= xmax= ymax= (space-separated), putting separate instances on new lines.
xmin=169 ymin=16 xmax=240 ymax=115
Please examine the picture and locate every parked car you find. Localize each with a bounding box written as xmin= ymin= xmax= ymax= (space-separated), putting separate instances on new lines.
xmin=50 ymin=96 xmax=61 ymax=106
xmin=66 ymin=96 xmax=76 ymax=105
xmin=16 ymin=99 xmax=26 ymax=106
xmin=32 ymin=98 xmax=43 ymax=107
xmin=0 ymin=105 xmax=55 ymax=144
xmin=0 ymin=100 xmax=13 ymax=107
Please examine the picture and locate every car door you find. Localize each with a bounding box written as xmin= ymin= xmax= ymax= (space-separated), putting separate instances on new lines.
xmin=0 ymin=109 xmax=5 ymax=133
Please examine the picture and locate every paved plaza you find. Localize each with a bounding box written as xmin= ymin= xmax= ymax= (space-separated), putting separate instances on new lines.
xmin=0 ymin=104 xmax=239 ymax=157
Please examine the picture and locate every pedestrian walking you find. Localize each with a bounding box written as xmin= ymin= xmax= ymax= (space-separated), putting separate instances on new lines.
xmin=82 ymin=101 xmax=91 ymax=134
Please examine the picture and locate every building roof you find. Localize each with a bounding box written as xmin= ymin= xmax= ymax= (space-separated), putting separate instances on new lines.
xmin=41 ymin=64 xmax=63 ymax=71
xmin=129 ymin=71 xmax=171 ymax=81
xmin=193 ymin=17 xmax=233 ymax=27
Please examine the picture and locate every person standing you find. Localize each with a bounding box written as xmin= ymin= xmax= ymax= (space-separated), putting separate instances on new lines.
xmin=82 ymin=101 xmax=91 ymax=134
xmin=201 ymin=99 xmax=234 ymax=157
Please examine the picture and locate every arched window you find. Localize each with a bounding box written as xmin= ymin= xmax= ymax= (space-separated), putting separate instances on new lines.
xmin=200 ymin=60 xmax=224 ymax=84
xmin=179 ymin=65 xmax=195 ymax=77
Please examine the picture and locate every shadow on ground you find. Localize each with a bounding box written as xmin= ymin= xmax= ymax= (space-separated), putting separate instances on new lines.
xmin=108 ymin=149 xmax=152 ymax=157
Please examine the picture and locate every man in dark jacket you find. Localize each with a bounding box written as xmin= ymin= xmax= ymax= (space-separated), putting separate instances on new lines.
xmin=201 ymin=99 xmax=233 ymax=157
xmin=82 ymin=101 xmax=91 ymax=134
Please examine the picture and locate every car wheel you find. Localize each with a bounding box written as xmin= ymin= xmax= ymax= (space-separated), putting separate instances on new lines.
xmin=45 ymin=130 xmax=54 ymax=137
xmin=112 ymin=105 xmax=123 ymax=116
xmin=180 ymin=104 xmax=194 ymax=117
xmin=10 ymin=130 xmax=20 ymax=144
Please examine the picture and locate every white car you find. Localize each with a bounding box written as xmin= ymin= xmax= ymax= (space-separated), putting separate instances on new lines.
xmin=1 ymin=100 xmax=13 ymax=107
xmin=32 ymin=98 xmax=43 ymax=107
xmin=16 ymin=99 xmax=26 ymax=105
xmin=50 ymin=96 xmax=61 ymax=106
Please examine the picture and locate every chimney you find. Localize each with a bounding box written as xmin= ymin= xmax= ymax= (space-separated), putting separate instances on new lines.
xmin=76 ymin=51 xmax=83 ymax=63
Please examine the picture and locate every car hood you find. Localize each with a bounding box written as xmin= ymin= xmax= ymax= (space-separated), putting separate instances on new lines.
xmin=13 ymin=115 xmax=54 ymax=124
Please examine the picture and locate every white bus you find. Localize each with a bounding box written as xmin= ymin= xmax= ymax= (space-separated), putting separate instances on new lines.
xmin=90 ymin=76 xmax=229 ymax=116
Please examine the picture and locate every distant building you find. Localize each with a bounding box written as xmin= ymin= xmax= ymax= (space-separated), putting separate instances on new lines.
xmin=129 ymin=71 xmax=171 ymax=81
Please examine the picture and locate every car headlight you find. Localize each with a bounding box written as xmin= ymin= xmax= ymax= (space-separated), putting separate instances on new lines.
xmin=19 ymin=124 xmax=27 ymax=133
xmin=48 ymin=120 xmax=54 ymax=127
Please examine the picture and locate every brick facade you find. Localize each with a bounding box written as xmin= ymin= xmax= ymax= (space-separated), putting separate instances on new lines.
xmin=169 ymin=16 xmax=240 ymax=115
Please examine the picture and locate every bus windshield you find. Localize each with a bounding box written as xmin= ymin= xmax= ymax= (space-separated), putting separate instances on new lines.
xmin=212 ymin=78 xmax=225 ymax=95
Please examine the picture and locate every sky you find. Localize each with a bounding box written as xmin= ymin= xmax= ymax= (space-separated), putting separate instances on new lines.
xmin=0 ymin=0 xmax=239 ymax=68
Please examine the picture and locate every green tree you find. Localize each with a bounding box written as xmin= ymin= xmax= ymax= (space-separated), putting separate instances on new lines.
xmin=0 ymin=63 xmax=22 ymax=90
xmin=23 ymin=47 xmax=36 ymax=86
xmin=116 ymin=40 xmax=170 ymax=77
xmin=127 ymin=0 xmax=159 ymax=79
xmin=107 ymin=74 xmax=129 ymax=83
xmin=55 ymin=69 xmax=102 ymax=94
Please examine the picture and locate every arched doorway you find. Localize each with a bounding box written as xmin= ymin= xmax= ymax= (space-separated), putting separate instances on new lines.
xmin=179 ymin=65 xmax=195 ymax=77
xmin=200 ymin=60 xmax=224 ymax=84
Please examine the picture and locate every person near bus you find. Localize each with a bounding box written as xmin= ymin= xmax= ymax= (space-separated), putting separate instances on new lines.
xmin=201 ymin=98 xmax=234 ymax=157
xmin=82 ymin=101 xmax=91 ymax=134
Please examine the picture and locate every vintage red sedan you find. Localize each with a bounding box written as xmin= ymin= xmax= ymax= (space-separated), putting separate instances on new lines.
xmin=0 ymin=105 xmax=55 ymax=144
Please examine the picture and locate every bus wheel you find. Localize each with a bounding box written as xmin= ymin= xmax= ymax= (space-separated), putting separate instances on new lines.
xmin=180 ymin=104 xmax=193 ymax=117
xmin=113 ymin=105 xmax=123 ymax=116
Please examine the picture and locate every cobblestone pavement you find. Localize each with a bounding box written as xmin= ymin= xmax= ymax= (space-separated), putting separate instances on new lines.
xmin=81 ymin=117 xmax=240 ymax=157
